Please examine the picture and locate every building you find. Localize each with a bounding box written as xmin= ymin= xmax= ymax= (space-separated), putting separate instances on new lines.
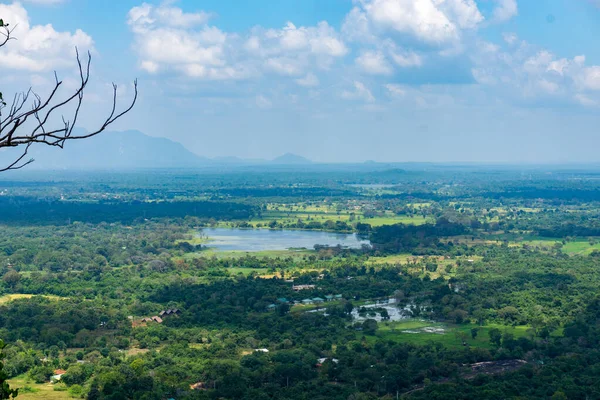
xmin=152 ymin=316 xmax=163 ymax=323
xmin=51 ymin=369 xmax=67 ymax=382
xmin=293 ymin=284 xmax=316 ymax=291
xmin=316 ymin=358 xmax=339 ymax=367
xmin=254 ymin=348 xmax=269 ymax=353
xmin=312 ymin=297 xmax=324 ymax=303
xmin=159 ymin=309 xmax=182 ymax=317
xmin=302 ymin=298 xmax=314 ymax=305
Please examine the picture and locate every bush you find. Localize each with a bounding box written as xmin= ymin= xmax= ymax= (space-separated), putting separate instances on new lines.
xmin=68 ymin=384 xmax=84 ymax=397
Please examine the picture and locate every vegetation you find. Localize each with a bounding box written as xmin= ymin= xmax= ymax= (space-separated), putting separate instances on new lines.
xmin=1 ymin=166 xmax=600 ymax=398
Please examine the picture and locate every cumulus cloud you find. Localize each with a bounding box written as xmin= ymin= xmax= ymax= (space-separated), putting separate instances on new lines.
xmin=389 ymin=47 xmax=423 ymax=67
xmin=492 ymin=0 xmax=518 ymax=23
xmin=0 ymin=2 xmax=93 ymax=72
xmin=341 ymin=81 xmax=375 ymax=102
xmin=470 ymin=37 xmax=600 ymax=106
xmin=384 ymin=83 xmax=406 ymax=97
xmin=127 ymin=2 xmax=243 ymax=80
xmin=128 ymin=3 xmax=347 ymax=81
xmin=340 ymin=0 xmax=480 ymax=79
xmin=345 ymin=0 xmax=483 ymax=46
xmin=356 ymin=50 xmax=393 ymax=75
xmin=581 ymin=66 xmax=600 ymax=91
xmin=296 ymin=73 xmax=320 ymax=87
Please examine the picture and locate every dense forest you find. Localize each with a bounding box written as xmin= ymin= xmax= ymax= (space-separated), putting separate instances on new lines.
xmin=1 ymin=166 xmax=600 ymax=399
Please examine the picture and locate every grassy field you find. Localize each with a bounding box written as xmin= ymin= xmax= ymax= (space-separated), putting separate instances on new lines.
xmin=366 ymin=254 xmax=413 ymax=265
xmin=360 ymin=215 xmax=430 ymax=227
xmin=0 ymin=294 xmax=65 ymax=304
xmin=7 ymin=375 xmax=71 ymax=400
xmin=562 ymin=240 xmax=600 ymax=255
xmin=192 ymin=249 xmax=313 ymax=260
xmin=237 ymin=203 xmax=431 ymax=228
xmin=368 ymin=320 xmax=533 ymax=349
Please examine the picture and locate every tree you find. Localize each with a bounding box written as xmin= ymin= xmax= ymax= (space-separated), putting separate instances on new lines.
xmin=488 ymin=328 xmax=502 ymax=347
xmin=0 ymin=340 xmax=18 ymax=399
xmin=362 ymin=319 xmax=378 ymax=335
xmin=1 ymin=271 xmax=20 ymax=288
xmin=0 ymin=18 xmax=137 ymax=172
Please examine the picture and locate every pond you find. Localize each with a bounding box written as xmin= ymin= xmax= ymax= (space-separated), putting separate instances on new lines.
xmin=199 ymin=228 xmax=371 ymax=252
xmin=351 ymin=298 xmax=414 ymax=322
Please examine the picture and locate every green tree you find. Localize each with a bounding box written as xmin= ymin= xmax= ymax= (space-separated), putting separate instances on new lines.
xmin=0 ymin=340 xmax=18 ymax=399
xmin=488 ymin=328 xmax=502 ymax=347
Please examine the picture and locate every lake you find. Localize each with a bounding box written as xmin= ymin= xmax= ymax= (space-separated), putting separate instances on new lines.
xmin=199 ymin=228 xmax=370 ymax=252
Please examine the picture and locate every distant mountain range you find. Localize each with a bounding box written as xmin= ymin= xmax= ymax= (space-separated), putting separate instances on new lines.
xmin=4 ymin=130 xmax=313 ymax=170
xmin=272 ymin=153 xmax=312 ymax=165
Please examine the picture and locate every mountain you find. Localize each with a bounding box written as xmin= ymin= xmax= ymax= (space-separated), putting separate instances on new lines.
xmin=20 ymin=130 xmax=211 ymax=170
xmin=0 ymin=129 xmax=317 ymax=170
xmin=271 ymin=153 xmax=312 ymax=165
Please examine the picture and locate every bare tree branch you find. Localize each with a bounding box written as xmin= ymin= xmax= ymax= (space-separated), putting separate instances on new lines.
xmin=0 ymin=29 xmax=138 ymax=171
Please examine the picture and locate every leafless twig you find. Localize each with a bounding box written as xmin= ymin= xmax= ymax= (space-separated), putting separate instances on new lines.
xmin=0 ymin=47 xmax=138 ymax=172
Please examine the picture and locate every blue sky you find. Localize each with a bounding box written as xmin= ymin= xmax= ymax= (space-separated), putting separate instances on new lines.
xmin=2 ymin=0 xmax=600 ymax=163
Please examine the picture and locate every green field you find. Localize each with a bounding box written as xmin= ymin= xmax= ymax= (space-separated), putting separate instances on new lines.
xmin=0 ymin=294 xmax=65 ymax=304
xmin=562 ymin=240 xmax=600 ymax=255
xmin=7 ymin=375 xmax=71 ymax=400
xmin=368 ymin=320 xmax=533 ymax=349
xmin=192 ymin=249 xmax=313 ymax=260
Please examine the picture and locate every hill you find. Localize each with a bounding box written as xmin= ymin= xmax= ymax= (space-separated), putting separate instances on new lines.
xmin=271 ymin=153 xmax=312 ymax=165
xmin=19 ymin=130 xmax=211 ymax=170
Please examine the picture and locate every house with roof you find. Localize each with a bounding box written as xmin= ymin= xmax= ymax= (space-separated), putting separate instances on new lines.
xmin=312 ymin=297 xmax=324 ymax=303
xmin=316 ymin=358 xmax=339 ymax=367
xmin=159 ymin=308 xmax=181 ymax=317
xmin=293 ymin=284 xmax=316 ymax=291
xmin=302 ymin=298 xmax=314 ymax=305
xmin=51 ymin=369 xmax=67 ymax=382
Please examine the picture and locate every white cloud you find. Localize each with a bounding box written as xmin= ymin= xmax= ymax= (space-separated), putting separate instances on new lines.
xmin=502 ymin=32 xmax=518 ymax=45
xmin=128 ymin=3 xmax=347 ymax=81
xmin=352 ymin=0 xmax=483 ymax=45
xmin=492 ymin=0 xmax=518 ymax=23
xmin=296 ymin=73 xmax=320 ymax=87
xmin=265 ymin=57 xmax=304 ymax=76
xmin=390 ymin=48 xmax=422 ymax=67
xmin=0 ymin=2 xmax=93 ymax=72
xmin=341 ymin=7 xmax=376 ymax=43
xmin=356 ymin=50 xmax=393 ymax=75
xmin=574 ymin=93 xmax=598 ymax=107
xmin=384 ymin=83 xmax=406 ymax=97
xmin=469 ymin=36 xmax=600 ymax=107
xmin=128 ymin=3 xmax=245 ymax=80
xmin=581 ymin=66 xmax=600 ymax=90
xmin=341 ymin=81 xmax=375 ymax=102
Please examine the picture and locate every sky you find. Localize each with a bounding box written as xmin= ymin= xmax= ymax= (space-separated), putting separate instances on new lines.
xmin=1 ymin=0 xmax=600 ymax=163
